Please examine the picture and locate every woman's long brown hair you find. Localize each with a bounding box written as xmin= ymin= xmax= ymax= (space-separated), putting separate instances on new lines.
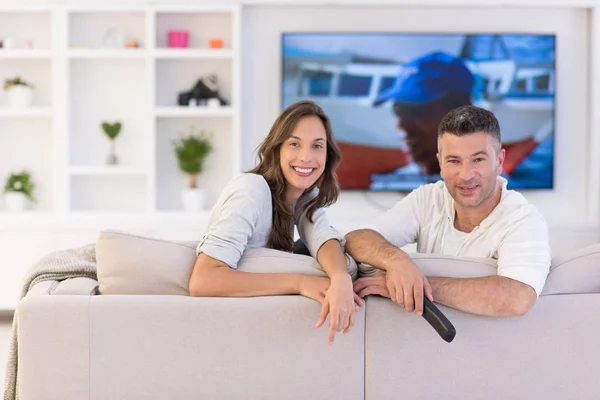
xmin=249 ymin=100 xmax=341 ymax=252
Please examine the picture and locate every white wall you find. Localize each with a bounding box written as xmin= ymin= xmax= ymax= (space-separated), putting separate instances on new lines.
xmin=241 ymin=5 xmax=599 ymax=254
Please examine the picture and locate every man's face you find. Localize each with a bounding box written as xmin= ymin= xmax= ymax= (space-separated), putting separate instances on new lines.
xmin=437 ymin=132 xmax=505 ymax=209
xmin=394 ymin=102 xmax=447 ymax=174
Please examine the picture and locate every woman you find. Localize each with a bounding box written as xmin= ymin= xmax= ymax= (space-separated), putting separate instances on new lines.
xmin=189 ymin=100 xmax=361 ymax=345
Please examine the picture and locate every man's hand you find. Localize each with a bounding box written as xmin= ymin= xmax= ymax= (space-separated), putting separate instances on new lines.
xmin=354 ymin=260 xmax=434 ymax=316
xmin=385 ymin=259 xmax=433 ymax=316
xmin=383 ymin=259 xmax=433 ymax=316
xmin=354 ymin=275 xmax=390 ymax=299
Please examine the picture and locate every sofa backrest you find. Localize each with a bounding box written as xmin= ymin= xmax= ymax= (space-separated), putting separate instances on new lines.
xmin=96 ymin=230 xmax=600 ymax=297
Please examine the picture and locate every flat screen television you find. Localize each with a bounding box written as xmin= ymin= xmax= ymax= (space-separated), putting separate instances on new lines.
xmin=281 ymin=33 xmax=555 ymax=191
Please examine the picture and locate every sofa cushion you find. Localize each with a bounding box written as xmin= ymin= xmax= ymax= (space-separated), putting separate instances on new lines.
xmin=542 ymin=243 xmax=600 ymax=295
xmin=360 ymin=245 xmax=600 ymax=296
xmin=96 ymin=230 xmax=197 ymax=296
xmin=358 ymin=253 xmax=497 ymax=279
xmin=95 ymin=230 xmax=355 ymax=295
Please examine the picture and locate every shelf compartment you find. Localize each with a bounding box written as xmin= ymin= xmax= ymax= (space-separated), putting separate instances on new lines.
xmin=155 ymin=11 xmax=232 ymax=50
xmin=68 ymin=11 xmax=146 ymax=50
xmin=0 ymin=118 xmax=54 ymax=211
xmin=69 ymin=58 xmax=149 ymax=169
xmin=155 ymin=117 xmax=233 ymax=211
xmin=70 ymin=175 xmax=147 ymax=212
xmin=0 ymin=59 xmax=52 ymax=108
xmin=155 ymin=59 xmax=232 ymax=107
xmin=0 ymin=11 xmax=52 ymax=50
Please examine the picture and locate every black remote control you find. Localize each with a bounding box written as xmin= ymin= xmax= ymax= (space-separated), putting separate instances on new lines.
xmin=422 ymin=297 xmax=456 ymax=343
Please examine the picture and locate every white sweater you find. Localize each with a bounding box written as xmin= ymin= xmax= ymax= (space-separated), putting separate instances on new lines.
xmin=362 ymin=177 xmax=551 ymax=296
xmin=196 ymin=173 xmax=344 ymax=269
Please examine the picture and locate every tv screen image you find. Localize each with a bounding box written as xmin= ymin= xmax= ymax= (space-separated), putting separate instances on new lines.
xmin=281 ymin=33 xmax=555 ymax=191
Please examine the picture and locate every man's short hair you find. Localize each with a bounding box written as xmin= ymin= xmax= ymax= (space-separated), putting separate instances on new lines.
xmin=437 ymin=105 xmax=501 ymax=152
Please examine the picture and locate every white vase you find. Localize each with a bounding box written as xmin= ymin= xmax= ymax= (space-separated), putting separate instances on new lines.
xmin=4 ymin=192 xmax=29 ymax=212
xmin=3 ymin=37 xmax=17 ymax=49
xmin=7 ymin=86 xmax=34 ymax=108
xmin=182 ymin=188 xmax=206 ymax=212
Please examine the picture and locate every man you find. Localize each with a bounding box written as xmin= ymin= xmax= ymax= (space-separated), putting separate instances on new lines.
xmin=344 ymin=105 xmax=551 ymax=317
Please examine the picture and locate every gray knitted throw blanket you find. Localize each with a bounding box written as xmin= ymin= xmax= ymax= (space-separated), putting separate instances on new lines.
xmin=3 ymin=244 xmax=97 ymax=400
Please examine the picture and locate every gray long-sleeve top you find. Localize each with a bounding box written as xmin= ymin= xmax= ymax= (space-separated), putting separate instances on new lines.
xmin=196 ymin=173 xmax=345 ymax=268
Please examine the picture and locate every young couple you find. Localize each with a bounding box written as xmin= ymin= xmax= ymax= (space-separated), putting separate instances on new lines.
xmin=189 ymin=100 xmax=552 ymax=345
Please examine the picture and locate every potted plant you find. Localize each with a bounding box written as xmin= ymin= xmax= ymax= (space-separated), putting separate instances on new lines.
xmin=3 ymin=170 xmax=35 ymax=212
xmin=101 ymin=121 xmax=122 ymax=165
xmin=3 ymin=76 xmax=34 ymax=108
xmin=172 ymin=127 xmax=212 ymax=212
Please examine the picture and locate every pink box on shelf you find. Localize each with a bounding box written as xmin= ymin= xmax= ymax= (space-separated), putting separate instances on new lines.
xmin=168 ymin=30 xmax=189 ymax=48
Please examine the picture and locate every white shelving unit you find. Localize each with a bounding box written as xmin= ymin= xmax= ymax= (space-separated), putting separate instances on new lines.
xmin=0 ymin=3 xmax=241 ymax=216
xmin=0 ymin=3 xmax=241 ymax=311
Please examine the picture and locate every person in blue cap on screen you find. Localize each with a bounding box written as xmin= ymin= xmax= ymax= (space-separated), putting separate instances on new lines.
xmin=373 ymin=51 xmax=475 ymax=177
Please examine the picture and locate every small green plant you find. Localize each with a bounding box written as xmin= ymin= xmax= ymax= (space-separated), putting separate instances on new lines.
xmin=102 ymin=121 xmax=122 ymax=165
xmin=3 ymin=76 xmax=34 ymax=91
xmin=172 ymin=127 xmax=213 ymax=189
xmin=101 ymin=121 xmax=122 ymax=140
xmin=4 ymin=171 xmax=35 ymax=202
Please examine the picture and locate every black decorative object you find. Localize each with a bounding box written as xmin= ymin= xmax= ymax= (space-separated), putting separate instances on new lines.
xmin=177 ymin=75 xmax=228 ymax=107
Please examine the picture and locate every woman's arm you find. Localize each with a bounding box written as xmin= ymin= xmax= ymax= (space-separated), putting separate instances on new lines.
xmin=314 ymin=239 xmax=361 ymax=344
xmin=189 ymin=252 xmax=328 ymax=300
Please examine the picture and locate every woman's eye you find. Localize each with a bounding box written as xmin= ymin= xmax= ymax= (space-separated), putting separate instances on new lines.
xmin=290 ymin=142 xmax=299 ymax=147
xmin=313 ymin=144 xmax=324 ymax=149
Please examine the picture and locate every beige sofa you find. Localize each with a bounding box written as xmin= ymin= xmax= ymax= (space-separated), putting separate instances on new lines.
xmin=14 ymin=232 xmax=600 ymax=400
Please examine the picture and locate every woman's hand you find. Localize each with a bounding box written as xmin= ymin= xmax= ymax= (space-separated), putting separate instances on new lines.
xmin=299 ymin=275 xmax=363 ymax=345
xmin=317 ymin=274 xmax=362 ymax=345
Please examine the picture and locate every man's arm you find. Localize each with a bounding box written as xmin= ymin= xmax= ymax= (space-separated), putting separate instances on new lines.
xmin=427 ymin=275 xmax=537 ymax=317
xmin=344 ymin=188 xmax=422 ymax=268
xmin=346 ymin=229 xmax=433 ymax=315
xmin=344 ymin=229 xmax=410 ymax=271
xmin=346 ymin=189 xmax=435 ymax=314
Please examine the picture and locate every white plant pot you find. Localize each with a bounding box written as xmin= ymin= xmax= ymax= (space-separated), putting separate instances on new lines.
xmin=4 ymin=192 xmax=30 ymax=212
xmin=7 ymin=86 xmax=34 ymax=108
xmin=182 ymin=188 xmax=206 ymax=213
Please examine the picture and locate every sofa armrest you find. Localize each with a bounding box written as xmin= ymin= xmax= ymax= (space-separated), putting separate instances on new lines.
xmin=27 ymin=277 xmax=98 ymax=297
xmin=18 ymin=295 xmax=91 ymax=400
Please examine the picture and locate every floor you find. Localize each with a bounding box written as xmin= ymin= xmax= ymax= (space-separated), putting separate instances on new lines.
xmin=0 ymin=315 xmax=14 ymax=394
